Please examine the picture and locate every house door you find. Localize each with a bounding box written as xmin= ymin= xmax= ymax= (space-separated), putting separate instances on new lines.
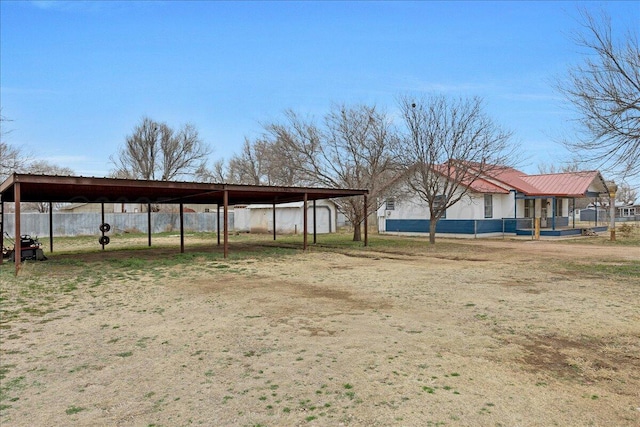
xmin=540 ymin=200 xmax=548 ymax=228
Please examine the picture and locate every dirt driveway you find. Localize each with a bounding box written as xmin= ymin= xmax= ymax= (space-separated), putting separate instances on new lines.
xmin=1 ymin=236 xmax=639 ymax=426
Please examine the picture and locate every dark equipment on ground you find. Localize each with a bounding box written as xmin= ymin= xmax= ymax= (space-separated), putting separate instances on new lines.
xmin=2 ymin=232 xmax=47 ymax=262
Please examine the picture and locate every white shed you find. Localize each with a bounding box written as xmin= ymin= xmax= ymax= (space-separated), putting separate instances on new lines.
xmin=234 ymin=200 xmax=337 ymax=234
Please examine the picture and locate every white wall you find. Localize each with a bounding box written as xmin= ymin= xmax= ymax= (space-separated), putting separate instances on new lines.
xmin=235 ymin=201 xmax=336 ymax=234
xmin=379 ymin=190 xmax=513 ymax=220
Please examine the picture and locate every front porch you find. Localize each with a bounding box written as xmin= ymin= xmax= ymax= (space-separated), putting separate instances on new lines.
xmin=514 ymin=225 xmax=609 ymax=237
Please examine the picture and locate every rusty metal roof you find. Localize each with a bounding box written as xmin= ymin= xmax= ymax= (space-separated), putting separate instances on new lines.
xmin=0 ymin=174 xmax=368 ymax=205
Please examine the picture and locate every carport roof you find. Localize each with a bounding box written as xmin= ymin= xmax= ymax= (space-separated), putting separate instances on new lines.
xmin=0 ymin=173 xmax=368 ymax=205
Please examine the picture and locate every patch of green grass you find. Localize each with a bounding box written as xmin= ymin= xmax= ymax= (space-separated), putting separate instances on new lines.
xmin=561 ymin=260 xmax=640 ymax=278
xmin=116 ymin=351 xmax=133 ymax=358
xmin=0 ymin=365 xmax=16 ymax=381
xmin=65 ymin=405 xmax=86 ymax=415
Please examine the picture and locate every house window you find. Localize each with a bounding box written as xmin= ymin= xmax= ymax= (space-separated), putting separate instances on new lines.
xmin=524 ymin=199 xmax=535 ymax=218
xmin=484 ymin=194 xmax=493 ymax=218
xmin=434 ymin=195 xmax=446 ymax=219
xmin=204 ymin=208 xmax=210 ymax=213
xmin=385 ymin=198 xmax=395 ymax=210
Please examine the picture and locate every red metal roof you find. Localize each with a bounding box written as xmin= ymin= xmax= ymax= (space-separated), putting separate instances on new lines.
xmin=451 ymin=162 xmax=609 ymax=197
xmin=519 ymin=171 xmax=608 ymax=197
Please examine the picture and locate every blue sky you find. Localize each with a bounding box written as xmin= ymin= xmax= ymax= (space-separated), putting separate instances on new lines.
xmin=1 ymin=1 xmax=638 ymax=182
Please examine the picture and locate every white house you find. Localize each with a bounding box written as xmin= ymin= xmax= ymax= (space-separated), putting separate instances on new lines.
xmin=378 ymin=165 xmax=611 ymax=237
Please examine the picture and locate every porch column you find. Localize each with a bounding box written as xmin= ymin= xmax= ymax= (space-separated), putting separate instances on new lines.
xmin=49 ymin=202 xmax=53 ymax=253
xmin=609 ymin=184 xmax=617 ymax=241
xmin=552 ymin=197 xmax=556 ymax=230
xmin=572 ymin=198 xmax=576 ymax=228
xmin=14 ymin=181 xmax=21 ymax=275
xmin=179 ymin=203 xmax=184 ymax=253
xmin=303 ymin=193 xmax=308 ymax=251
xmin=223 ymin=190 xmax=229 ymax=258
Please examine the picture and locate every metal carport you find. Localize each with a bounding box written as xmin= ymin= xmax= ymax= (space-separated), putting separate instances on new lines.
xmin=0 ymin=173 xmax=369 ymax=274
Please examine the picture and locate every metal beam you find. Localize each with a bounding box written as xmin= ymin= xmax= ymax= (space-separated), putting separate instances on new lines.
xmin=49 ymin=202 xmax=53 ymax=253
xmin=147 ymin=203 xmax=152 ymax=247
xmin=14 ymin=181 xmax=21 ymax=275
xmin=223 ymin=190 xmax=229 ymax=258
xmin=364 ymin=194 xmax=368 ymax=247
xmin=217 ymin=204 xmax=221 ymax=246
xmin=273 ymin=202 xmax=277 ymax=241
xmin=101 ymin=202 xmax=105 ymax=251
xmin=313 ymin=199 xmax=317 ymax=244
xmin=303 ymin=193 xmax=308 ymax=251
xmin=0 ymin=199 xmax=3 ymax=266
xmin=179 ymin=203 xmax=184 ymax=253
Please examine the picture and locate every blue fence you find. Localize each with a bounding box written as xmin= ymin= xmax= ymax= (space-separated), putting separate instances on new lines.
xmin=386 ymin=219 xmax=507 ymax=234
xmin=385 ymin=218 xmax=553 ymax=235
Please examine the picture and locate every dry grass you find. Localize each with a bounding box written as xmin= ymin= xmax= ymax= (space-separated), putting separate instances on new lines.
xmin=1 ymin=233 xmax=639 ymax=426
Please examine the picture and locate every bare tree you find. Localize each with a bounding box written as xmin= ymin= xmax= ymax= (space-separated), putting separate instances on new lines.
xmin=266 ymin=104 xmax=401 ymax=241
xmin=226 ymin=138 xmax=270 ymax=185
xmin=536 ymin=160 xmax=581 ymax=174
xmin=222 ymin=137 xmax=306 ymax=186
xmin=555 ymin=9 xmax=640 ymax=179
xmin=24 ymin=161 xmax=75 ymax=212
xmin=0 ymin=110 xmax=30 ymax=182
xmin=195 ymin=159 xmax=228 ymax=183
xmin=616 ymin=182 xmax=638 ymax=205
xmin=111 ymin=117 xmax=211 ymax=181
xmin=397 ymin=94 xmax=514 ymax=244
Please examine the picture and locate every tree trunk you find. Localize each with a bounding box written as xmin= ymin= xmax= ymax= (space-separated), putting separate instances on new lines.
xmin=352 ymin=222 xmax=362 ymax=242
xmin=428 ymin=218 xmax=437 ymax=244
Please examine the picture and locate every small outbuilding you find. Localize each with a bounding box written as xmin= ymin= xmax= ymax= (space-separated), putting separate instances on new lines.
xmin=235 ymin=200 xmax=338 ymax=234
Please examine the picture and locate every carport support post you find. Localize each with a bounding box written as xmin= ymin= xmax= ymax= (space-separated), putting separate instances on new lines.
xmin=14 ymin=181 xmax=21 ymax=275
xmin=272 ymin=202 xmax=276 ymax=241
xmin=223 ymin=190 xmax=229 ymax=258
xmin=313 ymin=199 xmax=317 ymax=244
xmin=49 ymin=202 xmax=53 ymax=253
xmin=303 ymin=193 xmax=308 ymax=251
xmin=0 ymin=200 xmax=4 ymax=266
xmin=101 ymin=202 xmax=105 ymax=251
xmin=147 ymin=203 xmax=152 ymax=247
xmin=217 ymin=204 xmax=221 ymax=246
xmin=364 ymin=194 xmax=368 ymax=247
xmin=179 ymin=203 xmax=184 ymax=253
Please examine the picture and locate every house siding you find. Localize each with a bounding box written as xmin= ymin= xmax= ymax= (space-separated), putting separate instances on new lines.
xmin=385 ymin=218 xmax=505 ymax=235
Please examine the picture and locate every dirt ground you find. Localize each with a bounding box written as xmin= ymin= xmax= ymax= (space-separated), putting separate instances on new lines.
xmin=1 ymin=235 xmax=639 ymax=426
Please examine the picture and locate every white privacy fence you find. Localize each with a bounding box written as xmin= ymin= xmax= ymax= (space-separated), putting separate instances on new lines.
xmin=2 ymin=212 xmax=234 ymax=237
